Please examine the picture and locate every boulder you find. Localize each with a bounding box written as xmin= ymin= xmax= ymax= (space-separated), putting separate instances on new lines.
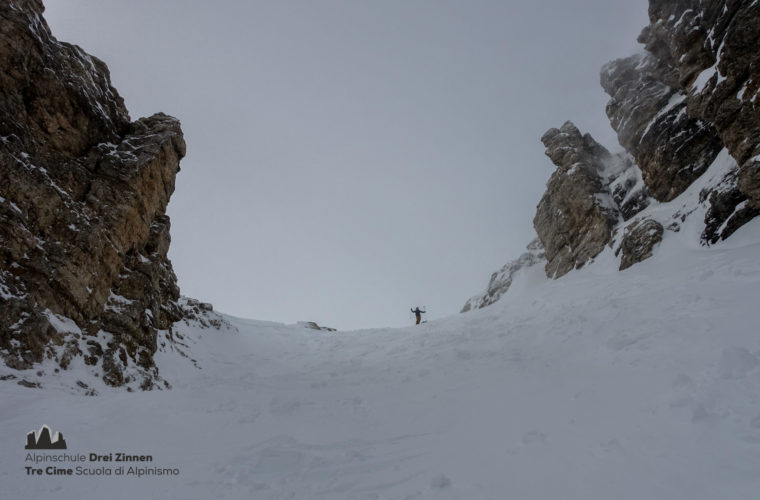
xmin=617 ymin=219 xmax=664 ymax=271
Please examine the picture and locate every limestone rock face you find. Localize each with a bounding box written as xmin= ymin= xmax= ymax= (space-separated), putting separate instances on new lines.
xmin=0 ymin=1 xmax=185 ymax=388
xmin=603 ymin=0 xmax=760 ymax=221
xmin=700 ymin=167 xmax=760 ymax=244
xmin=601 ymin=52 xmax=723 ymax=202
xmin=461 ymin=239 xmax=544 ymax=313
xmin=465 ymin=1 xmax=760 ymax=311
xmin=608 ymin=153 xmax=651 ymax=221
xmin=533 ymin=122 xmax=621 ymax=278
xmin=644 ymin=0 xmax=760 ymax=204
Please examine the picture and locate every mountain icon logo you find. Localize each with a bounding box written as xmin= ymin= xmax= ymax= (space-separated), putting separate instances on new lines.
xmin=25 ymin=425 xmax=67 ymax=450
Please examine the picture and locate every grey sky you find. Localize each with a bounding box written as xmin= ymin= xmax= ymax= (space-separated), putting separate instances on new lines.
xmin=45 ymin=1 xmax=649 ymax=330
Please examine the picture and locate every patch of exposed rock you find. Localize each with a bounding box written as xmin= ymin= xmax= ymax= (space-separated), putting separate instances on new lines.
xmin=298 ymin=321 xmax=337 ymax=332
xmin=461 ymin=239 xmax=544 ymax=312
xmin=178 ymin=298 xmax=232 ymax=331
xmin=0 ymin=0 xmax=186 ymax=389
xmin=700 ymin=167 xmax=760 ymax=244
xmin=616 ymin=218 xmax=664 ymax=271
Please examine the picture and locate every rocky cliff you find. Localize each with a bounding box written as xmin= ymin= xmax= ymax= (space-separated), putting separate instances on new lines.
xmin=0 ymin=0 xmax=188 ymax=389
xmin=601 ymin=0 xmax=760 ymax=244
xmin=464 ymin=0 xmax=760 ymax=311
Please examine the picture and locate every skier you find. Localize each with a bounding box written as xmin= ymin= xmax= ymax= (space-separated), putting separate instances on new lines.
xmin=411 ymin=307 xmax=426 ymax=325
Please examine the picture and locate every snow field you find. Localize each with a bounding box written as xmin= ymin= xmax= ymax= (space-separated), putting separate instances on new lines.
xmin=1 ymin=219 xmax=759 ymax=499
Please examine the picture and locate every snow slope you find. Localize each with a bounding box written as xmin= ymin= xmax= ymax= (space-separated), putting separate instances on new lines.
xmin=1 ymin=219 xmax=759 ymax=499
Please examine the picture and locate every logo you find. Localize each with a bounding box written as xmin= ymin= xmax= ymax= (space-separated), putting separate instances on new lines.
xmin=25 ymin=425 xmax=67 ymax=450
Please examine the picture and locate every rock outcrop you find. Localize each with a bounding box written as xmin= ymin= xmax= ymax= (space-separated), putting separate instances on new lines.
xmin=0 ymin=1 xmax=185 ymax=389
xmin=537 ymin=0 xmax=760 ymax=268
xmin=461 ymin=239 xmax=544 ymax=312
xmin=602 ymin=0 xmax=760 ymax=230
xmin=642 ymin=1 xmax=760 ymax=208
xmin=177 ymin=298 xmax=230 ymax=331
xmin=465 ymin=0 xmax=760 ymax=311
xmin=533 ymin=122 xmax=622 ymax=278
xmin=298 ymin=321 xmax=337 ymax=332
xmin=601 ymin=53 xmax=723 ymax=202
xmin=616 ymin=218 xmax=664 ymax=271
xmin=701 ymin=166 xmax=760 ymax=244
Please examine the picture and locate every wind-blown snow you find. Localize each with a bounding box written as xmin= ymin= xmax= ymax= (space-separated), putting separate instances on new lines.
xmin=1 ymin=218 xmax=759 ymax=499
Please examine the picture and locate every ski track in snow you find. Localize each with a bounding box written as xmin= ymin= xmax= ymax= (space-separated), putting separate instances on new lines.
xmin=2 ymin=220 xmax=760 ymax=499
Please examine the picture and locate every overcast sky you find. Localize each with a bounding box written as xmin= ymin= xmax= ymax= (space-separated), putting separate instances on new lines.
xmin=44 ymin=1 xmax=650 ymax=330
